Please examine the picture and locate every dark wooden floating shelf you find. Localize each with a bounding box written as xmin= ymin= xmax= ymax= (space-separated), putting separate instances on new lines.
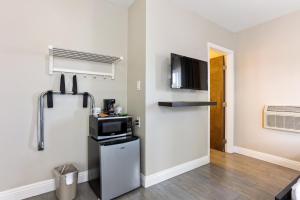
xmin=158 ymin=101 xmax=217 ymax=107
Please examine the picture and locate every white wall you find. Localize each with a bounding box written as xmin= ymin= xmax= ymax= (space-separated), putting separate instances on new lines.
xmin=236 ymin=11 xmax=300 ymax=162
xmin=145 ymin=0 xmax=235 ymax=175
xmin=4 ymin=0 xmax=300 ymax=192
xmin=0 ymin=0 xmax=128 ymax=191
xmin=128 ymin=0 xmax=146 ymax=173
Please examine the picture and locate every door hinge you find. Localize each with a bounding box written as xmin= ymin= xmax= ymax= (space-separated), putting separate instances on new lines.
xmin=223 ymin=65 xmax=227 ymax=70
xmin=222 ymin=102 xmax=227 ymax=108
xmin=223 ymin=139 xmax=227 ymax=145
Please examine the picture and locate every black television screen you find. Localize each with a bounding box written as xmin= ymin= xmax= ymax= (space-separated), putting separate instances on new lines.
xmin=171 ymin=53 xmax=208 ymax=90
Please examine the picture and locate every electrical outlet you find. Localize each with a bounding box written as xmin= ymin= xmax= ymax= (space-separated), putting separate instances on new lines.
xmin=135 ymin=116 xmax=141 ymax=128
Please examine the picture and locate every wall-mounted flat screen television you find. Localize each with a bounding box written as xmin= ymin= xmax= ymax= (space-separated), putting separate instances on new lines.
xmin=171 ymin=53 xmax=208 ymax=90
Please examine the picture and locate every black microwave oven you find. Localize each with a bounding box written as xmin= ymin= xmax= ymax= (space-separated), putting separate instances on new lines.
xmin=89 ymin=116 xmax=133 ymax=140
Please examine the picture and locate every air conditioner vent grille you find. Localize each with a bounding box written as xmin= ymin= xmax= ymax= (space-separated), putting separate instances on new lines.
xmin=295 ymin=117 xmax=300 ymax=130
xmin=266 ymin=115 xmax=276 ymax=127
xmin=276 ymin=115 xmax=284 ymax=128
xmin=263 ymin=105 xmax=300 ymax=133
xmin=285 ymin=116 xmax=294 ymax=130
xmin=267 ymin=106 xmax=300 ymax=113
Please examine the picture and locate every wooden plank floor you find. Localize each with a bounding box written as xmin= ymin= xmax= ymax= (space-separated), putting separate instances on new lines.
xmin=27 ymin=150 xmax=299 ymax=200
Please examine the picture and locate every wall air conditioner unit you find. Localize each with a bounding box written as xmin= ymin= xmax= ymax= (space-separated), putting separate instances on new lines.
xmin=263 ymin=106 xmax=300 ymax=133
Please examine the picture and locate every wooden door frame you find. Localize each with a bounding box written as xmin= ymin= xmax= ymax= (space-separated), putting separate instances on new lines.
xmin=207 ymin=42 xmax=235 ymax=158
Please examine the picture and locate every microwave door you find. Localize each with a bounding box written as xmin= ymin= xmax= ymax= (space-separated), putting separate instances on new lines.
xmin=98 ymin=118 xmax=128 ymax=137
xmin=102 ymin=121 xmax=122 ymax=135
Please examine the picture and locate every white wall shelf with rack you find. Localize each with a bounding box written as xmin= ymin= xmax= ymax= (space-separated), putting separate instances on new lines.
xmin=48 ymin=45 xmax=123 ymax=79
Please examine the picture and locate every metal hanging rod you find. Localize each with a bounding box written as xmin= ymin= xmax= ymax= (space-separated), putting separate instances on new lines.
xmin=49 ymin=45 xmax=123 ymax=79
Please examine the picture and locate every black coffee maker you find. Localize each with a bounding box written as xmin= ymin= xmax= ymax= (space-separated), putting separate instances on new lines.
xmin=103 ymin=99 xmax=116 ymax=115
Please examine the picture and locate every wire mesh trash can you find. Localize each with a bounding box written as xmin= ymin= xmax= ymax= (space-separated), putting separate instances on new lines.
xmin=54 ymin=164 xmax=78 ymax=200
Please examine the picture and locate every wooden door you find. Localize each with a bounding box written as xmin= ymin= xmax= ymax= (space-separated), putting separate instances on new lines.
xmin=210 ymin=56 xmax=225 ymax=152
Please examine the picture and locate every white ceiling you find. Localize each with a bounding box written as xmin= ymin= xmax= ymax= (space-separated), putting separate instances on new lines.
xmin=171 ymin=0 xmax=300 ymax=32
xmin=106 ymin=0 xmax=135 ymax=7
xmin=106 ymin=0 xmax=300 ymax=32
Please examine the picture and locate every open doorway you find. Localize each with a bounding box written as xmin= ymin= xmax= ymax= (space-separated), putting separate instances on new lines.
xmin=208 ymin=43 xmax=234 ymax=155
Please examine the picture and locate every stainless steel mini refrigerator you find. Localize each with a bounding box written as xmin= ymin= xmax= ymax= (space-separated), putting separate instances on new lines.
xmin=88 ymin=136 xmax=140 ymax=200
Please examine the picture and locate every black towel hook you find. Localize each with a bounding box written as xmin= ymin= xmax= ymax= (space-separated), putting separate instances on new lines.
xmin=60 ymin=74 xmax=66 ymax=94
xmin=72 ymin=75 xmax=78 ymax=95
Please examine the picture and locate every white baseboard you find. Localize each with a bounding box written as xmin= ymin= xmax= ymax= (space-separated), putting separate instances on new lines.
xmin=0 ymin=170 xmax=88 ymax=200
xmin=141 ymin=155 xmax=209 ymax=188
xmin=233 ymin=146 xmax=300 ymax=171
